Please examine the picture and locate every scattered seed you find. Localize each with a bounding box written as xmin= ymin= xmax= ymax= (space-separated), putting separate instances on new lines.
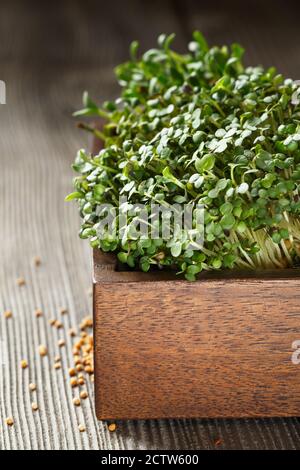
xmin=17 ymin=277 xmax=26 ymax=286
xmin=54 ymin=355 xmax=61 ymax=362
xmin=69 ymin=328 xmax=76 ymax=337
xmin=55 ymin=320 xmax=63 ymax=329
xmin=35 ymin=309 xmax=43 ymax=318
xmin=21 ymin=360 xmax=28 ymax=369
xmin=38 ymin=345 xmax=47 ymax=357
xmin=4 ymin=310 xmax=12 ymax=319
xmin=54 ymin=362 xmax=61 ymax=370
xmin=60 ymin=308 xmax=68 ymax=315
xmin=78 ymin=424 xmax=85 ymax=432
xmin=78 ymin=377 xmax=85 ymax=386
xmin=70 ymin=378 xmax=78 ymax=388
xmin=76 ymin=364 xmax=83 ymax=372
xmin=33 ymin=256 xmax=41 ymax=267
xmin=80 ymin=391 xmax=88 ymax=400
xmin=69 ymin=368 xmax=76 ymax=377
xmin=49 ymin=318 xmax=56 ymax=326
xmin=31 ymin=402 xmax=38 ymax=411
xmin=29 ymin=383 xmax=36 ymax=392
xmin=6 ymin=417 xmax=14 ymax=426
xmin=58 ymin=339 xmax=65 ymax=348
xmin=73 ymin=398 xmax=80 ymax=407
xmin=108 ymin=423 xmax=117 ymax=432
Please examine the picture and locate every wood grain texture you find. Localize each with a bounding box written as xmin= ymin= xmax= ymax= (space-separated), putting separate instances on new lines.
xmin=1 ymin=0 xmax=300 ymax=450
xmin=94 ymin=251 xmax=300 ymax=420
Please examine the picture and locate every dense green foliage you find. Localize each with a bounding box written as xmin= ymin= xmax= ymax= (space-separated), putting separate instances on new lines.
xmin=67 ymin=33 xmax=300 ymax=280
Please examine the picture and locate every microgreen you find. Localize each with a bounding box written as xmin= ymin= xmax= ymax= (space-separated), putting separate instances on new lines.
xmin=67 ymin=32 xmax=300 ymax=280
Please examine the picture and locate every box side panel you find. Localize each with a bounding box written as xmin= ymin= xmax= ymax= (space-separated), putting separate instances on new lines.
xmin=94 ymin=279 xmax=300 ymax=420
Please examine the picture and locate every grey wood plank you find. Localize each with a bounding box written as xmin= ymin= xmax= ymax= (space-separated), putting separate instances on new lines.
xmin=0 ymin=0 xmax=300 ymax=450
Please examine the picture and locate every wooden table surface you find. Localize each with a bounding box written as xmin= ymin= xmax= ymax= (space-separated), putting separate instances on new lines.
xmin=1 ymin=0 xmax=300 ymax=450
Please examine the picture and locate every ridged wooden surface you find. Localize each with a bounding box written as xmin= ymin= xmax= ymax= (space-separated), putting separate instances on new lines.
xmin=1 ymin=0 xmax=300 ymax=450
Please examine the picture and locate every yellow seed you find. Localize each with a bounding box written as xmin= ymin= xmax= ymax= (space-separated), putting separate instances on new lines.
xmin=54 ymin=362 xmax=61 ymax=370
xmin=35 ymin=309 xmax=43 ymax=318
xmin=4 ymin=310 xmax=12 ymax=319
xmin=38 ymin=345 xmax=47 ymax=357
xmin=55 ymin=320 xmax=63 ymax=329
xmin=73 ymin=398 xmax=80 ymax=407
xmin=74 ymin=356 xmax=81 ymax=365
xmin=80 ymin=391 xmax=88 ymax=400
xmin=78 ymin=377 xmax=85 ymax=386
xmin=33 ymin=256 xmax=41 ymax=267
xmin=58 ymin=339 xmax=65 ymax=348
xmin=78 ymin=424 xmax=85 ymax=432
xmin=6 ymin=417 xmax=14 ymax=426
xmin=70 ymin=378 xmax=78 ymax=388
xmin=54 ymin=355 xmax=61 ymax=362
xmin=76 ymin=364 xmax=83 ymax=372
xmin=49 ymin=318 xmax=56 ymax=326
xmin=108 ymin=423 xmax=117 ymax=432
xmin=21 ymin=360 xmax=28 ymax=369
xmin=69 ymin=368 xmax=76 ymax=377
xmin=69 ymin=328 xmax=76 ymax=337
xmin=29 ymin=383 xmax=36 ymax=392
xmin=85 ymin=366 xmax=93 ymax=375
xmin=17 ymin=277 xmax=26 ymax=286
xmin=60 ymin=308 xmax=68 ymax=315
xmin=31 ymin=402 xmax=38 ymax=411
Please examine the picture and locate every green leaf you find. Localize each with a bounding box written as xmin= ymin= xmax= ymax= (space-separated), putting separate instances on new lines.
xmin=65 ymin=192 xmax=84 ymax=201
xmin=171 ymin=242 xmax=182 ymax=257
xmin=220 ymin=214 xmax=235 ymax=230
xmin=195 ymin=154 xmax=215 ymax=172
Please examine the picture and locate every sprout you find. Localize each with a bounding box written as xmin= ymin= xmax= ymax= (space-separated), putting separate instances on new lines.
xmin=68 ymin=32 xmax=300 ymax=280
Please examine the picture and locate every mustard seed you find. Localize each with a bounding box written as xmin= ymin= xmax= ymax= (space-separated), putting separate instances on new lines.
xmin=58 ymin=339 xmax=65 ymax=348
xmin=4 ymin=310 xmax=12 ymax=319
xmin=60 ymin=308 xmax=68 ymax=315
xmin=108 ymin=423 xmax=117 ymax=432
xmin=35 ymin=309 xmax=43 ymax=318
xmin=78 ymin=424 xmax=85 ymax=432
xmin=6 ymin=417 xmax=14 ymax=426
xmin=21 ymin=359 xmax=28 ymax=369
xmin=70 ymin=378 xmax=78 ymax=388
xmin=33 ymin=256 xmax=41 ymax=267
xmin=29 ymin=383 xmax=36 ymax=392
xmin=69 ymin=368 xmax=76 ymax=377
xmin=38 ymin=345 xmax=47 ymax=357
xmin=80 ymin=391 xmax=88 ymax=400
xmin=73 ymin=398 xmax=80 ymax=407
xmin=54 ymin=362 xmax=61 ymax=370
xmin=31 ymin=402 xmax=38 ymax=411
xmin=17 ymin=277 xmax=26 ymax=286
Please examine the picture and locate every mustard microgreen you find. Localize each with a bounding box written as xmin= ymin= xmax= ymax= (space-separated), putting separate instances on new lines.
xmin=67 ymin=32 xmax=300 ymax=280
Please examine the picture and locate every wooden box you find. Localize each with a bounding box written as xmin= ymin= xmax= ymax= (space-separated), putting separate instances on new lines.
xmin=93 ymin=249 xmax=300 ymax=420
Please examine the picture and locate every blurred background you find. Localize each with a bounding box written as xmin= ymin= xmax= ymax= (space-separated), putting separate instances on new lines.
xmin=1 ymin=0 xmax=300 ymax=451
